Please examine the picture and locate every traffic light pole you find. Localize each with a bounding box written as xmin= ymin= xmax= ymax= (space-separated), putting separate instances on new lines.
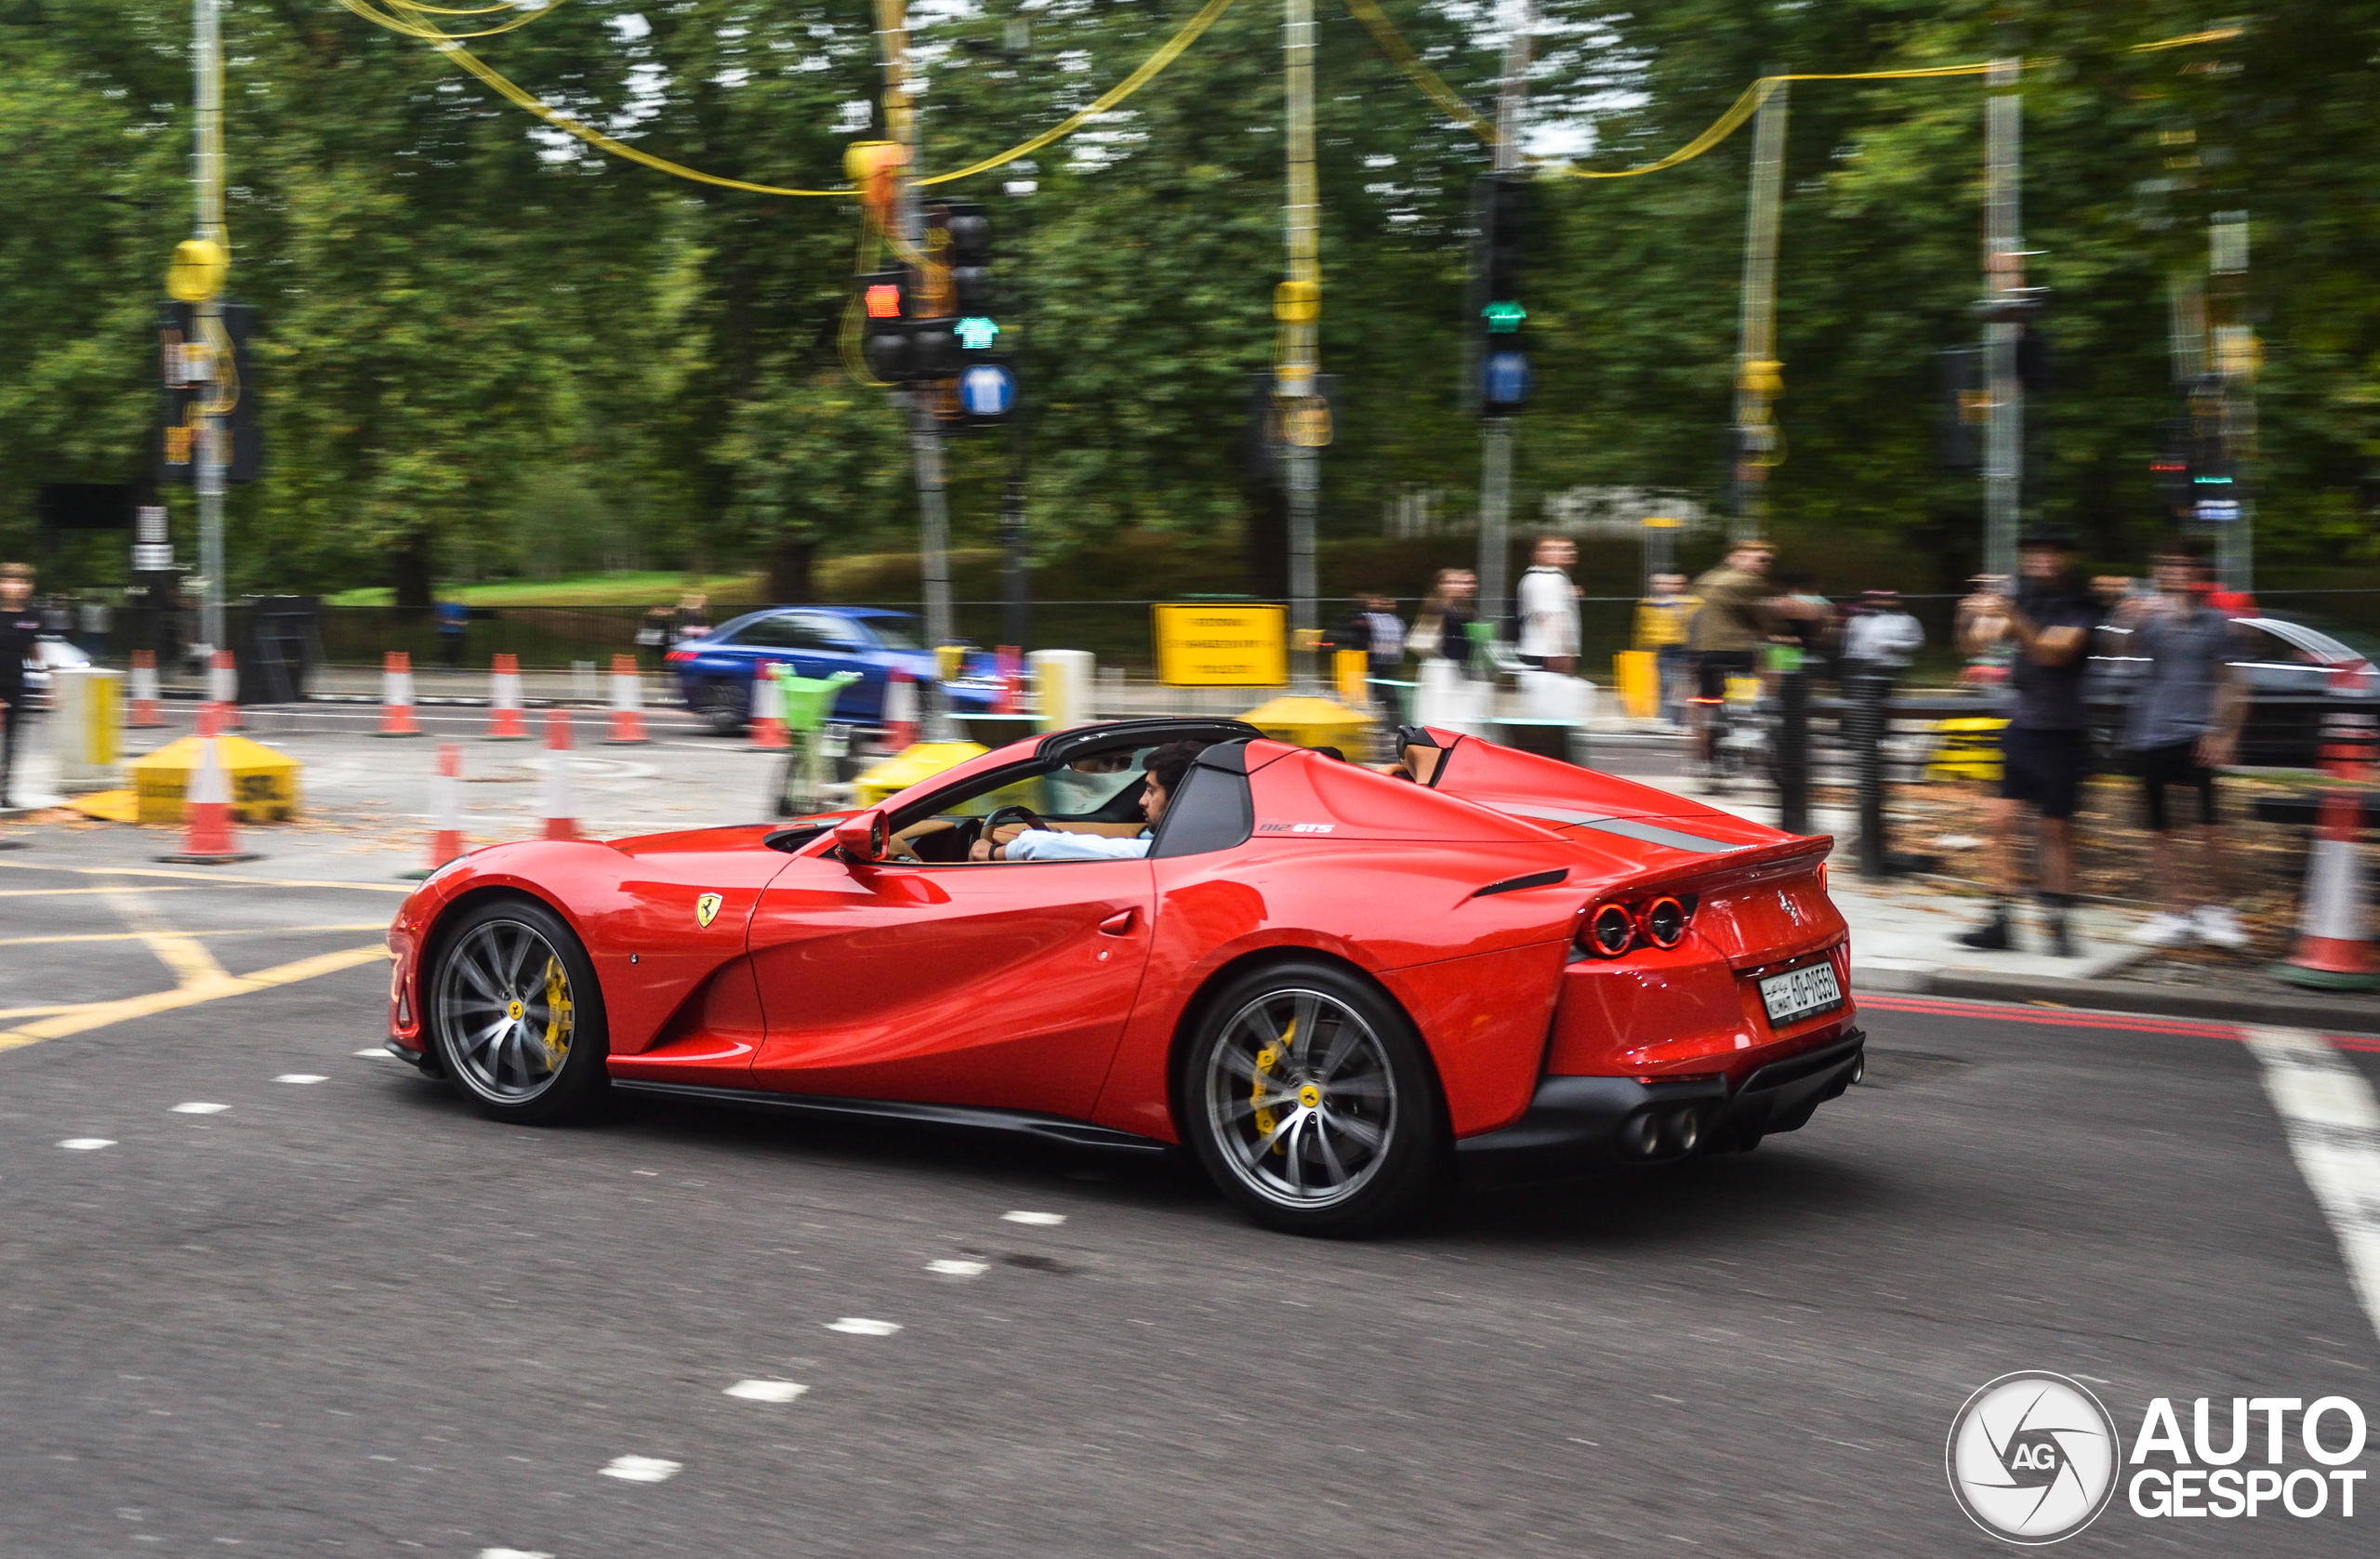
xmin=1474 ymin=0 xmax=1532 ymax=640
xmin=1982 ymin=57 xmax=2023 ymax=584
xmin=1280 ymin=0 xmax=1321 ymax=688
xmin=192 ymin=0 xmax=227 ymax=655
xmin=1000 ymin=168 xmax=1035 ymax=652
xmin=1729 ymin=77 xmax=1787 ymax=543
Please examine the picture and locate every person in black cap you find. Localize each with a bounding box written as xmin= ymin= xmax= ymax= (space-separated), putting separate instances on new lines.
xmin=1958 ymin=528 xmax=2101 ymax=956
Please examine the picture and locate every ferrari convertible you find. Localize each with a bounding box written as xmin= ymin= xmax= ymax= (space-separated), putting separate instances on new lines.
xmin=384 ymin=718 xmax=1862 ymax=1235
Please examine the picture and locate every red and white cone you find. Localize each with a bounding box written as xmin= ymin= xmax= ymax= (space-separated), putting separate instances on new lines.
xmin=539 ymin=709 xmax=577 ymax=841
xmin=2275 ymin=790 xmax=2378 ymax=990
xmin=487 ymin=653 xmax=529 ymax=740
xmin=749 ymin=663 xmax=787 ymax=750
xmin=882 ymin=667 xmax=919 ymax=751
xmin=128 ymin=650 xmax=163 ymax=729
xmin=377 ymin=651 xmax=423 ymax=737
xmin=426 ymin=743 xmax=465 ymax=870
xmin=605 ymin=654 xmax=650 ymax=745
xmin=159 ymin=732 xmax=253 ymax=864
xmin=995 ymin=645 xmax=1025 ymax=716
xmin=207 ymin=648 xmax=242 ymax=731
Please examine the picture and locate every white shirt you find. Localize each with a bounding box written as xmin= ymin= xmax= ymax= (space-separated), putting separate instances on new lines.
xmin=1004 ymin=829 xmax=1151 ymax=862
xmin=1516 ymin=567 xmax=1580 ymax=657
xmin=1842 ymin=610 xmax=1925 ymax=668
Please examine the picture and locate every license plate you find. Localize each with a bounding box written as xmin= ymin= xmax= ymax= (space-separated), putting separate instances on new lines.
xmin=1759 ymin=960 xmax=1843 ymax=1024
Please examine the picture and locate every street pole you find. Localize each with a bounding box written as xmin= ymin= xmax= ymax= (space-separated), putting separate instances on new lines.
xmin=879 ymin=0 xmax=953 ymax=739
xmin=1279 ymin=0 xmax=1322 ymax=689
xmin=192 ymin=0 xmax=227 ymax=655
xmin=1474 ymin=0 xmax=1533 ymax=641
xmin=1000 ymin=163 xmax=1036 ymax=652
xmin=1729 ymin=77 xmax=1787 ymax=543
xmin=1982 ymin=57 xmax=2023 ymax=583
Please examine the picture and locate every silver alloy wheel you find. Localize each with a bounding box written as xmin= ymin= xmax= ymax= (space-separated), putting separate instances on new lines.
xmin=1202 ymin=986 xmax=1398 ymax=1210
xmin=434 ymin=918 xmax=577 ymax=1103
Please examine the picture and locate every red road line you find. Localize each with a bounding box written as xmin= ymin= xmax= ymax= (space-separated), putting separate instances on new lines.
xmin=1856 ymin=992 xmax=2380 ymax=1053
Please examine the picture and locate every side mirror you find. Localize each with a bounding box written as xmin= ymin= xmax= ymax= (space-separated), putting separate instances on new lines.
xmin=832 ymin=808 xmax=890 ymax=863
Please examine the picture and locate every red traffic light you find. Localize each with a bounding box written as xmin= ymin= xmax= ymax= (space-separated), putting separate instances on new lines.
xmin=864 ymin=284 xmax=904 ymax=320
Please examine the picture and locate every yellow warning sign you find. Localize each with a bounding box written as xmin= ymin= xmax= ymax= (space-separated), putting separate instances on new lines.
xmin=1152 ymin=604 xmax=1289 ymax=688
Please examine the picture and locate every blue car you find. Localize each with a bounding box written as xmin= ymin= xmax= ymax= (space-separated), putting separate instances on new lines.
xmin=665 ymin=606 xmax=998 ymax=735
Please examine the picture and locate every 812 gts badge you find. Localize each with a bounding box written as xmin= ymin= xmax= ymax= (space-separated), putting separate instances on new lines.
xmin=695 ymin=892 xmax=722 ymax=928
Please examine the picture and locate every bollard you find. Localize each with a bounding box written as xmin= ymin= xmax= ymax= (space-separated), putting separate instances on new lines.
xmin=1852 ymin=671 xmax=1889 ymax=880
xmin=1777 ymin=667 xmax=1810 ymax=837
xmin=539 ymin=709 xmax=576 ymax=841
xmin=487 ymin=653 xmax=529 ymax=739
xmin=749 ymin=663 xmax=787 ymax=750
xmin=425 ymin=743 xmax=465 ymax=871
xmin=377 ymin=651 xmax=423 ymax=737
xmin=128 ymin=650 xmax=164 ymax=729
xmin=604 ymin=654 xmax=650 ymax=746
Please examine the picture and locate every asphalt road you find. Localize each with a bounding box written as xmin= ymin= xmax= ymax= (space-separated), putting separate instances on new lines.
xmin=3 ymin=834 xmax=2378 ymax=1556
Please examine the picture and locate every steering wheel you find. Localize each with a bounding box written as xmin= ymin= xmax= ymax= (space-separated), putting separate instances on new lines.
xmin=985 ymin=804 xmax=1047 ymax=836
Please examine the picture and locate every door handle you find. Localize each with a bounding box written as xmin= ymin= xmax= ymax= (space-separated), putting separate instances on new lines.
xmin=1098 ymin=908 xmax=1137 ymax=936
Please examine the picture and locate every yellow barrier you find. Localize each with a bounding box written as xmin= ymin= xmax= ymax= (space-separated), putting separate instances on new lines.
xmin=1238 ymin=694 xmax=1373 ymax=753
xmin=851 ymin=741 xmax=989 ymax=808
xmin=1612 ymin=651 xmax=1658 ymax=720
xmin=1928 ymin=717 xmax=2007 ymax=782
xmin=127 ymin=734 xmax=301 ymax=824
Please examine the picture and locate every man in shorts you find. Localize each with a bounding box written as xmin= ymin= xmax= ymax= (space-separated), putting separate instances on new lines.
xmin=1959 ymin=529 xmax=2100 ymax=957
xmin=2114 ymin=536 xmax=2248 ymax=948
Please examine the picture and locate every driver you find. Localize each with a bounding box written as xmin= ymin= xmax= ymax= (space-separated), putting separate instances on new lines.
xmin=972 ymin=741 xmax=1207 ymax=862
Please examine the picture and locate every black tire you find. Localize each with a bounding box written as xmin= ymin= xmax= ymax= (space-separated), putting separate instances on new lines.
xmin=701 ymin=679 xmax=748 ymax=736
xmin=425 ymin=896 xmax=610 ymax=1125
xmin=1179 ymin=959 xmax=1446 ymax=1236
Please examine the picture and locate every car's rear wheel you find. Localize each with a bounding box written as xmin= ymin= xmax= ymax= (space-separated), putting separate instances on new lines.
xmin=1182 ymin=961 xmax=1445 ymax=1236
xmin=700 ymin=678 xmax=747 ymax=736
xmin=427 ymin=898 xmax=608 ymax=1124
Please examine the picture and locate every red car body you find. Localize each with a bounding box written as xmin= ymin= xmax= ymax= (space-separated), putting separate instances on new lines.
xmin=386 ymin=720 xmax=1860 ymax=1190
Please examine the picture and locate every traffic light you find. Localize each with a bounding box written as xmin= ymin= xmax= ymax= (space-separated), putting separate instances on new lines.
xmin=1937 ymin=346 xmax=1986 ymax=469
xmin=1471 ymin=173 xmax=1535 ymax=417
xmin=858 ymin=269 xmax=915 ymax=382
xmin=156 ymin=300 xmax=262 ymax=486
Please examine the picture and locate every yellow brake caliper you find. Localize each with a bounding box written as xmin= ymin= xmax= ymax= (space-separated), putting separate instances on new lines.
xmin=538 ymin=956 xmax=574 ymax=1069
xmin=1252 ymin=1017 xmax=1295 ymax=1155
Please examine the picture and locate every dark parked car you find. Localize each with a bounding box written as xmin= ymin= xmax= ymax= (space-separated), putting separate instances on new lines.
xmin=2091 ymin=610 xmax=2376 ymax=769
xmin=664 ymin=606 xmax=1002 ymax=735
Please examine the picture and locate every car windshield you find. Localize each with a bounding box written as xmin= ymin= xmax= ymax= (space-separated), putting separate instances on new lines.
xmin=897 ymin=745 xmax=1161 ymax=824
xmin=864 ymin=618 xmax=923 ymax=652
xmin=2249 ymin=613 xmax=2376 ymax=667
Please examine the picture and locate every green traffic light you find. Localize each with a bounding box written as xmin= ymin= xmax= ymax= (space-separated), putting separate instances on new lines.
xmin=957 ymin=316 xmax=1000 ymax=350
xmin=1482 ymin=300 xmax=1526 ymax=334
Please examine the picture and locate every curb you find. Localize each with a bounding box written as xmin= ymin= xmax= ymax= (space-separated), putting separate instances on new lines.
xmin=1861 ymin=968 xmax=2380 ymax=1037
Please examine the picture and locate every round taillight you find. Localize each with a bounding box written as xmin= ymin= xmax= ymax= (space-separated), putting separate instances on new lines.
xmin=1642 ymin=895 xmax=1688 ymax=949
xmin=1587 ymin=904 xmax=1634 ymax=957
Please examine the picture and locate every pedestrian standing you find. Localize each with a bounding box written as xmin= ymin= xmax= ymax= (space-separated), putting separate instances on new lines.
xmin=673 ymin=591 xmax=712 ymax=645
xmin=1686 ymin=539 xmax=1776 ymax=773
xmin=1840 ymin=588 xmax=1925 ymax=694
xmin=1631 ymin=572 xmax=1699 ymax=729
xmin=1 ymin=563 xmax=42 ymax=810
xmin=435 ymin=597 xmax=468 ymax=670
xmin=2114 ymin=536 xmax=2250 ymax=949
xmin=1515 ymin=536 xmax=1582 ymax=674
xmin=1958 ymin=530 xmax=2101 ymax=957
xmin=76 ymin=595 xmax=112 ymax=661
xmin=1359 ymin=592 xmax=1406 ymax=712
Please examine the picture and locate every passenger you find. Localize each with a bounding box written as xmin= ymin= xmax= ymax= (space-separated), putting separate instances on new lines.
xmin=972 ymin=741 xmax=1207 ymax=861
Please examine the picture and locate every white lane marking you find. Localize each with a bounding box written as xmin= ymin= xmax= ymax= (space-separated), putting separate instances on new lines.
xmin=927 ymin=1259 xmax=988 ymax=1277
xmin=598 ymin=1454 xmax=681 ymax=1483
xmin=170 ymin=1103 xmax=230 ymax=1116
xmin=2247 ymin=1024 xmax=2380 ymax=1344
xmin=480 ymin=1550 xmax=554 ymax=1559
xmin=59 ymin=1139 xmax=115 ymax=1151
xmin=825 ymin=1317 xmax=901 ymax=1336
xmin=1001 ymin=1210 xmax=1064 ymax=1226
xmin=354 ymin=1048 xmax=392 ymax=1058
xmin=723 ymin=1380 xmax=808 ymax=1403
xmin=273 ymin=1074 xmax=326 ymax=1085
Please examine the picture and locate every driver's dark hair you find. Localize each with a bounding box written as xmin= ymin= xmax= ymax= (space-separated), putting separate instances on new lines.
xmin=1143 ymin=740 xmax=1209 ymax=796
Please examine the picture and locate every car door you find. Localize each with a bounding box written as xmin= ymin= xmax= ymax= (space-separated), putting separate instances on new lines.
xmin=745 ymin=850 xmax=1157 ymax=1119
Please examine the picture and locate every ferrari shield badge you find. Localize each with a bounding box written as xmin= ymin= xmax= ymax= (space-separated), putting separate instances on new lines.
xmin=695 ymin=892 xmax=722 ymax=929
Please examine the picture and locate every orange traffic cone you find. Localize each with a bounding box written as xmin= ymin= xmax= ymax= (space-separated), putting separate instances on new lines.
xmin=426 ymin=743 xmax=465 ymax=869
xmin=377 ymin=651 xmax=423 ymax=737
xmin=127 ymin=650 xmax=164 ymax=729
xmin=487 ymin=653 xmax=529 ymax=739
xmin=207 ymin=648 xmax=242 ymax=731
xmin=995 ymin=644 xmax=1025 ymax=715
xmin=749 ymin=663 xmax=787 ymax=750
xmin=158 ymin=729 xmax=256 ymax=865
xmin=883 ymin=667 xmax=919 ymax=751
xmin=539 ymin=709 xmax=577 ymax=841
xmin=605 ymin=654 xmax=650 ymax=746
xmin=2277 ymin=676 xmax=2378 ymax=990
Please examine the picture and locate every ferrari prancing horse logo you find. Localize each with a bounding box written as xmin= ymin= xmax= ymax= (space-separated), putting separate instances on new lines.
xmin=695 ymin=892 xmax=722 ymax=929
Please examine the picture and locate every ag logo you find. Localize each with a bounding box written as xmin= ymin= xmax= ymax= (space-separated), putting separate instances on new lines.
xmin=1947 ymin=1371 xmax=2120 ymax=1544
xmin=695 ymin=892 xmax=722 ymax=929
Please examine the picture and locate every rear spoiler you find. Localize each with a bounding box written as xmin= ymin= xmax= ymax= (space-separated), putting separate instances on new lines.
xmin=1600 ymin=834 xmax=1834 ymax=904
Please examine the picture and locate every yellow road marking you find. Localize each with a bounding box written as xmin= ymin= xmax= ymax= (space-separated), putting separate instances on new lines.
xmin=0 ymin=860 xmax=411 ymax=894
xmin=0 ymin=945 xmax=391 ymax=1053
xmin=0 ymin=924 xmax=389 ymax=947
xmin=0 ymin=1005 xmax=82 ymax=1020
xmin=0 ymin=886 xmax=214 ymax=898
xmin=103 ymin=881 xmax=230 ymax=986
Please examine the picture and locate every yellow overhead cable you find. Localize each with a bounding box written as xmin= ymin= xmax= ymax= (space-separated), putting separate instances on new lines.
xmin=1338 ymin=0 xmax=1498 ymax=144
xmin=339 ymin=0 xmax=1236 ymax=197
xmin=2133 ymin=26 xmax=2244 ymax=52
xmin=919 ymin=0 xmax=1240 ymax=184
xmin=383 ymin=0 xmax=550 ymax=16
xmin=343 ymin=0 xmax=567 ymax=42
xmin=1566 ymin=65 xmax=1992 ymax=179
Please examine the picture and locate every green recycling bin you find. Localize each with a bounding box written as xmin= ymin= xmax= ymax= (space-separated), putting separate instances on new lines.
xmin=775 ymin=671 xmax=861 ymax=817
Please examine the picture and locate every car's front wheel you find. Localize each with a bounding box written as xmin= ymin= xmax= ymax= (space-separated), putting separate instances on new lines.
xmin=700 ymin=678 xmax=748 ymax=736
xmin=427 ymin=897 xmax=609 ymax=1124
xmin=1181 ymin=961 xmax=1445 ymax=1236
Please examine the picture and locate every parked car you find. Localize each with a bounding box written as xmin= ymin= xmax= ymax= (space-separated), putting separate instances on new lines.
xmin=663 ymin=607 xmax=1001 ymax=735
xmin=2090 ymin=609 xmax=2376 ymax=769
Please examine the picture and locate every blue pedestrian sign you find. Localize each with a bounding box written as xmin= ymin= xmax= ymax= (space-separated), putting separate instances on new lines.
xmin=1481 ymin=349 xmax=1531 ymax=415
xmin=959 ymin=363 xmax=1017 ymax=419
